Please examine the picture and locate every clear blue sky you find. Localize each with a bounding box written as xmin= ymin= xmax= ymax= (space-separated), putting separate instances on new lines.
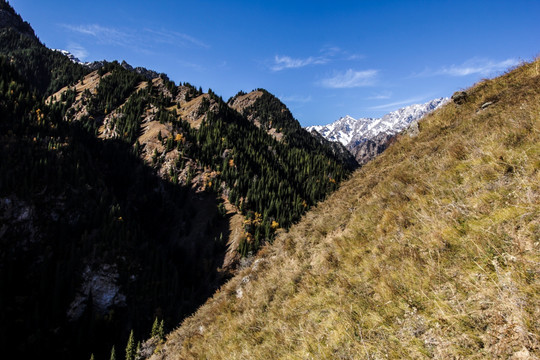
xmin=10 ymin=0 xmax=540 ymax=126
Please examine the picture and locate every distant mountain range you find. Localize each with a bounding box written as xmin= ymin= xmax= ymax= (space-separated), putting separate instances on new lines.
xmin=307 ymin=98 xmax=448 ymax=164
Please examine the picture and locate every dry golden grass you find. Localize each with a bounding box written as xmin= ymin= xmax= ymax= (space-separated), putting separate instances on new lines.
xmin=150 ymin=58 xmax=540 ymax=359
xmin=47 ymin=70 xmax=110 ymax=104
xmin=227 ymin=90 xmax=264 ymax=113
xmin=174 ymin=94 xmax=211 ymax=130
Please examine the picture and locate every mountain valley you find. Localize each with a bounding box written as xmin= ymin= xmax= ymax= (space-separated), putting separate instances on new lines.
xmin=1 ymin=1 xmax=539 ymax=359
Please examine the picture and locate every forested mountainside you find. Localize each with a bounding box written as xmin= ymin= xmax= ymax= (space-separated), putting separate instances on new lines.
xmin=1 ymin=11 xmax=229 ymax=360
xmin=0 ymin=1 xmax=355 ymax=359
xmin=151 ymin=58 xmax=540 ymax=359
xmin=228 ymin=89 xmax=358 ymax=170
xmin=50 ymin=64 xmax=355 ymax=256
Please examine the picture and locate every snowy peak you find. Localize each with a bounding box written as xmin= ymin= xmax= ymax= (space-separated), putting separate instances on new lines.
xmin=52 ymin=49 xmax=92 ymax=66
xmin=309 ymin=115 xmax=364 ymax=146
xmin=379 ymin=97 xmax=448 ymax=133
xmin=52 ymin=50 xmax=160 ymax=78
xmin=307 ymin=97 xmax=449 ymax=148
xmin=307 ymin=97 xmax=449 ymax=165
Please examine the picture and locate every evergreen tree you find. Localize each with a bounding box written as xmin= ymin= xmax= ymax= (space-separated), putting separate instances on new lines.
xmin=158 ymin=319 xmax=165 ymax=340
xmin=150 ymin=317 xmax=159 ymax=338
xmin=110 ymin=345 xmax=116 ymax=360
xmin=125 ymin=330 xmax=136 ymax=360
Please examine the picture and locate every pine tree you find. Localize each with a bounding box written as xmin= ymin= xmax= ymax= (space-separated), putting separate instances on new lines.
xmin=158 ymin=319 xmax=164 ymax=340
xmin=110 ymin=345 xmax=116 ymax=360
xmin=150 ymin=317 xmax=159 ymax=338
xmin=125 ymin=330 xmax=136 ymax=360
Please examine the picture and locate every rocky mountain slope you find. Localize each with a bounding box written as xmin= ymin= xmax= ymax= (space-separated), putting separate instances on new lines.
xmin=149 ymin=58 xmax=540 ymax=359
xmin=308 ymin=98 xmax=448 ymax=164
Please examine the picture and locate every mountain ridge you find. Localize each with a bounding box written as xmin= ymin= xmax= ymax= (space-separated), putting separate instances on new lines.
xmin=307 ymin=98 xmax=448 ymax=147
xmin=0 ymin=0 xmax=36 ymax=40
xmin=307 ymin=98 xmax=448 ymax=164
xmin=228 ymin=88 xmax=359 ymax=169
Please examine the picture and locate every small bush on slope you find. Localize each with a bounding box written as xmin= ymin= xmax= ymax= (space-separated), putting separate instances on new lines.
xmin=151 ymin=58 xmax=540 ymax=359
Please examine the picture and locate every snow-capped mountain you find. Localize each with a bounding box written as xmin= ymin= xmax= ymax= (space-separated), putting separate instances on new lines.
xmin=307 ymin=97 xmax=449 ymax=164
xmin=52 ymin=49 xmax=93 ymax=66
xmin=308 ymin=115 xmax=371 ymax=146
xmin=307 ymin=98 xmax=448 ymax=148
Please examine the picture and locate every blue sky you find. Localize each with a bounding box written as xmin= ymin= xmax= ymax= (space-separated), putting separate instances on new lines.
xmin=10 ymin=0 xmax=540 ymax=126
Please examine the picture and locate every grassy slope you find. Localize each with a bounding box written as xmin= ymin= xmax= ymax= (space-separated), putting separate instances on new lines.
xmin=152 ymin=59 xmax=540 ymax=359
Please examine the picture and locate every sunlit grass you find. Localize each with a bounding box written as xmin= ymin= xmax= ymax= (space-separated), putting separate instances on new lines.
xmin=152 ymin=58 xmax=540 ymax=359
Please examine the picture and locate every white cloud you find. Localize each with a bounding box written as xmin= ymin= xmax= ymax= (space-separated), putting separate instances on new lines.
xmin=366 ymin=91 xmax=392 ymax=100
xmin=368 ymin=96 xmax=427 ymax=110
xmin=62 ymin=24 xmax=101 ymax=36
xmin=279 ymin=94 xmax=312 ymax=103
xmin=320 ymin=69 xmax=378 ymax=88
xmin=320 ymin=46 xmax=364 ymax=61
xmin=177 ymin=59 xmax=205 ymax=72
xmin=62 ymin=24 xmax=133 ymax=47
xmin=418 ymin=57 xmax=520 ymax=77
xmin=320 ymin=46 xmax=341 ymax=56
xmin=63 ymin=24 xmax=121 ymax=38
xmin=271 ymin=55 xmax=327 ymax=71
xmin=346 ymin=54 xmax=365 ymax=61
xmin=270 ymin=46 xmax=365 ymax=71
xmin=143 ymin=28 xmax=209 ymax=49
xmin=62 ymin=23 xmax=208 ymax=53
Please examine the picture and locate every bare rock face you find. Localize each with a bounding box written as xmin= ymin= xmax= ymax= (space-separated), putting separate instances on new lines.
xmin=120 ymin=60 xmax=160 ymax=80
xmin=451 ymin=91 xmax=468 ymax=105
xmin=138 ymin=337 xmax=160 ymax=359
xmin=67 ymin=263 xmax=126 ymax=320
xmin=227 ymin=90 xmax=264 ymax=115
xmin=349 ymin=132 xmax=395 ymax=166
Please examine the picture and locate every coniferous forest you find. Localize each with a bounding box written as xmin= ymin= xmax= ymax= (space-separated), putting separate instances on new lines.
xmin=0 ymin=2 xmax=356 ymax=358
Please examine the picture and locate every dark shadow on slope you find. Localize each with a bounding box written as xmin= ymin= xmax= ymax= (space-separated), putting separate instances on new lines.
xmin=0 ymin=115 xmax=230 ymax=360
xmin=0 ymin=6 xmax=233 ymax=357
